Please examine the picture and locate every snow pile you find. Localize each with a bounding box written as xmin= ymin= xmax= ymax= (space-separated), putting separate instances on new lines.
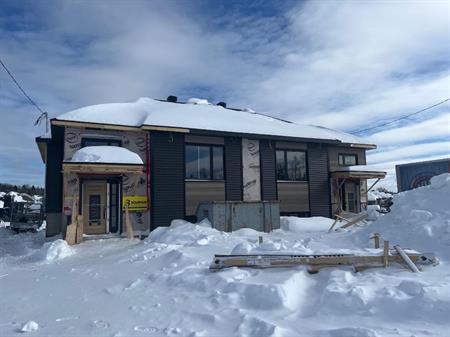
xmin=69 ymin=146 xmax=143 ymax=164
xmin=186 ymin=98 xmax=210 ymax=105
xmin=36 ymin=239 xmax=74 ymax=262
xmin=20 ymin=321 xmax=39 ymax=333
xmin=148 ymin=219 xmax=220 ymax=246
xmin=356 ymin=173 xmax=450 ymax=259
xmin=280 ymin=216 xmax=334 ymax=233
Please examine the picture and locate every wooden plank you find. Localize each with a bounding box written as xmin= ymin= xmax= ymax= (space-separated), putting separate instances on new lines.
xmin=52 ymin=119 xmax=141 ymax=132
xmin=125 ymin=205 xmax=135 ymax=240
xmin=383 ymin=241 xmax=389 ymax=267
xmin=394 ymin=245 xmax=420 ymax=272
xmin=339 ymin=213 xmax=368 ymax=229
xmin=328 ymin=217 xmax=340 ymax=232
xmin=76 ymin=215 xmax=83 ymax=244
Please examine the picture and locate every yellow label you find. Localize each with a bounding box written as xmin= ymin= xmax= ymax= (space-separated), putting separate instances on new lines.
xmin=123 ymin=196 xmax=148 ymax=211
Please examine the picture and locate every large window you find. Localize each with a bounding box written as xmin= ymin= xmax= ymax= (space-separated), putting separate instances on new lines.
xmin=185 ymin=144 xmax=224 ymax=180
xmin=276 ymin=150 xmax=307 ymax=181
xmin=82 ymin=138 xmax=122 ymax=147
xmin=338 ymin=153 xmax=357 ymax=166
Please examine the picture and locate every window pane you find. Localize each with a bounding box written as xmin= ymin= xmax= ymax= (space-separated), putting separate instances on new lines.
xmin=345 ymin=155 xmax=357 ymax=166
xmin=276 ymin=151 xmax=286 ymax=180
xmin=212 ymin=147 xmax=224 ymax=180
xmin=286 ymin=151 xmax=306 ymax=181
xmin=185 ymin=145 xmax=211 ymax=179
xmin=338 ymin=155 xmax=344 ymax=166
xmin=83 ymin=138 xmax=121 ymax=147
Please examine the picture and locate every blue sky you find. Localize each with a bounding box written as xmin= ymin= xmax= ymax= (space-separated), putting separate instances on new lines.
xmin=0 ymin=0 xmax=449 ymax=190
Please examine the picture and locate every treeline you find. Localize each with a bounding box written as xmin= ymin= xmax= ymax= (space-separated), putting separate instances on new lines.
xmin=0 ymin=183 xmax=44 ymax=196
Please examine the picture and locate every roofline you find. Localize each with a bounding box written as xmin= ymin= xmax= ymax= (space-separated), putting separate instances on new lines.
xmin=395 ymin=157 xmax=450 ymax=168
xmin=51 ymin=118 xmax=375 ymax=147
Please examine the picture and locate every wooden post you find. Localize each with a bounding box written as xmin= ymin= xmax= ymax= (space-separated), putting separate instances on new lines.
xmin=65 ymin=198 xmax=77 ymax=245
xmin=125 ymin=205 xmax=134 ymax=240
xmin=383 ymin=240 xmax=389 ymax=268
xmin=258 ymin=236 xmax=263 ymax=244
xmin=76 ymin=215 xmax=84 ymax=244
xmin=372 ymin=233 xmax=380 ymax=249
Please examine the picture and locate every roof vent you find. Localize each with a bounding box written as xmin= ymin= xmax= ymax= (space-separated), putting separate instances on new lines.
xmin=167 ymin=95 xmax=178 ymax=103
xmin=217 ymin=102 xmax=227 ymax=108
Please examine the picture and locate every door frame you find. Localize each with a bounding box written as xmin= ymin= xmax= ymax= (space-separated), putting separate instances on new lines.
xmin=79 ymin=176 xmax=123 ymax=235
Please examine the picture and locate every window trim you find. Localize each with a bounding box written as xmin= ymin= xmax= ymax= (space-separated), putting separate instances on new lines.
xmin=276 ymin=149 xmax=308 ymax=182
xmin=338 ymin=153 xmax=358 ymax=166
xmin=184 ymin=143 xmax=225 ymax=181
xmin=81 ymin=137 xmax=122 ymax=148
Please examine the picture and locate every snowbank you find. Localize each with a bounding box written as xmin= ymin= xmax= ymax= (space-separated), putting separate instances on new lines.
xmin=69 ymin=146 xmax=143 ymax=164
xmin=35 ymin=239 xmax=74 ymax=262
xmin=20 ymin=321 xmax=39 ymax=333
xmin=355 ymin=173 xmax=450 ymax=259
xmin=280 ymin=216 xmax=334 ymax=233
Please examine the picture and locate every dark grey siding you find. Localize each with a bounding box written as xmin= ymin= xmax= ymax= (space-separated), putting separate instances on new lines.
xmin=224 ymin=137 xmax=242 ymax=201
xmin=150 ymin=131 xmax=185 ymax=229
xmin=307 ymin=143 xmax=331 ymax=217
xmin=45 ymin=125 xmax=64 ymax=237
xmin=260 ymin=139 xmax=277 ymax=200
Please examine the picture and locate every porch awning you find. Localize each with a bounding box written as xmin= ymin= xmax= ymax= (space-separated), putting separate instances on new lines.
xmin=63 ymin=146 xmax=144 ymax=174
xmin=331 ymin=165 xmax=386 ymax=179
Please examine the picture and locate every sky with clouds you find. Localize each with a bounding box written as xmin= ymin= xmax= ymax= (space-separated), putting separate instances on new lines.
xmin=0 ymin=0 xmax=449 ymax=190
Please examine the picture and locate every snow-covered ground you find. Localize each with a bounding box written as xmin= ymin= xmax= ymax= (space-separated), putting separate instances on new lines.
xmin=1 ymin=174 xmax=449 ymax=337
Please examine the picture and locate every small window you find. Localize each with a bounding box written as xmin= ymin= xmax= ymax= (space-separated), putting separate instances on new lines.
xmin=185 ymin=144 xmax=224 ymax=180
xmin=82 ymin=138 xmax=121 ymax=147
xmin=276 ymin=150 xmax=307 ymax=181
xmin=338 ymin=154 xmax=357 ymax=166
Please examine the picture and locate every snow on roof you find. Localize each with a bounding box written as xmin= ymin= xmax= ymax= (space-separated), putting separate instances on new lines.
xmin=332 ymin=165 xmax=386 ymax=173
xmin=68 ymin=146 xmax=143 ymax=165
xmin=0 ymin=200 xmax=3 ymax=208
xmin=56 ymin=97 xmax=371 ymax=145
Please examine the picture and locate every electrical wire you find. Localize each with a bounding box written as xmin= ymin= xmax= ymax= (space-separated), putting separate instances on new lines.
xmin=351 ymin=98 xmax=450 ymax=134
xmin=0 ymin=57 xmax=44 ymax=114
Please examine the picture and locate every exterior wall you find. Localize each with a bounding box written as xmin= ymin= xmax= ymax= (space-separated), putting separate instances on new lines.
xmin=396 ymin=159 xmax=450 ymax=192
xmin=328 ymin=146 xmax=366 ymax=171
xmin=150 ymin=131 xmax=185 ymax=229
xmin=328 ymin=145 xmax=367 ymax=215
xmin=45 ymin=125 xmax=64 ymax=237
xmin=224 ymin=137 xmax=242 ymax=201
xmin=185 ymin=181 xmax=225 ymax=216
xmin=62 ymin=127 xmax=150 ymax=234
xmin=307 ymin=143 xmax=331 ymax=217
xmin=260 ymin=140 xmax=277 ymax=200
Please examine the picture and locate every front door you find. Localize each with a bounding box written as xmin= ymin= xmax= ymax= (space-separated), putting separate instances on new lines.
xmin=343 ymin=181 xmax=358 ymax=213
xmin=83 ymin=181 xmax=107 ymax=235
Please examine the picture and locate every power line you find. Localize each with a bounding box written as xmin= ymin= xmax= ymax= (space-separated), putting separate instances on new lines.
xmin=351 ymin=98 xmax=450 ymax=134
xmin=0 ymin=58 xmax=44 ymax=114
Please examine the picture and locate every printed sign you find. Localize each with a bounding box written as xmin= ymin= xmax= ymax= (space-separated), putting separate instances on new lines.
xmin=242 ymin=138 xmax=261 ymax=201
xmin=123 ymin=196 xmax=148 ymax=211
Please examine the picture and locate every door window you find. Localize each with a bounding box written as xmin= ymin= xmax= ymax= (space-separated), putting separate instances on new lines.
xmin=88 ymin=195 xmax=102 ymax=224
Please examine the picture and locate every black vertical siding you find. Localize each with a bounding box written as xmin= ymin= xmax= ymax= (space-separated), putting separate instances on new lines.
xmin=224 ymin=137 xmax=243 ymax=201
xmin=260 ymin=140 xmax=277 ymax=200
xmin=45 ymin=125 xmax=64 ymax=213
xmin=307 ymin=143 xmax=331 ymax=217
xmin=150 ymin=131 xmax=185 ymax=229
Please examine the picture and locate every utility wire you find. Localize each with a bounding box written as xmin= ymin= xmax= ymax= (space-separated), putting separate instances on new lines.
xmin=0 ymin=57 xmax=44 ymax=114
xmin=351 ymin=98 xmax=450 ymax=134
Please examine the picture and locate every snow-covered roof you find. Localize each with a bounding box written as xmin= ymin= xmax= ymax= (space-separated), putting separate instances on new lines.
xmin=55 ymin=97 xmax=372 ymax=146
xmin=67 ymin=146 xmax=143 ymax=165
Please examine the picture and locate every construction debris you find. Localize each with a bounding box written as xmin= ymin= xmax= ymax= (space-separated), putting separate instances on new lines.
xmin=210 ymin=249 xmax=438 ymax=273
